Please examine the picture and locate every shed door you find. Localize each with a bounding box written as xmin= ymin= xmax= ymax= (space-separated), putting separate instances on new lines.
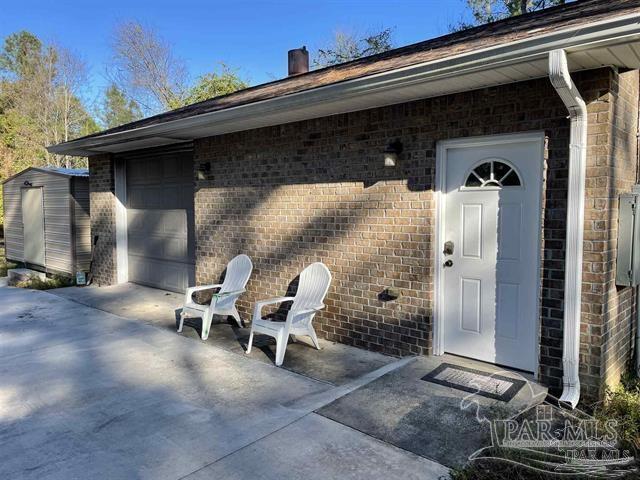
xmin=125 ymin=149 xmax=195 ymax=292
xmin=22 ymin=187 xmax=45 ymax=266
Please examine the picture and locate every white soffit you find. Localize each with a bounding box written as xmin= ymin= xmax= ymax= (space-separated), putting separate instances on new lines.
xmin=90 ymin=136 xmax=188 ymax=153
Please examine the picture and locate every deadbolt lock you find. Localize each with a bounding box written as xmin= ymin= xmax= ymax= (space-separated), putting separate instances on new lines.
xmin=443 ymin=259 xmax=453 ymax=268
xmin=443 ymin=241 xmax=454 ymax=255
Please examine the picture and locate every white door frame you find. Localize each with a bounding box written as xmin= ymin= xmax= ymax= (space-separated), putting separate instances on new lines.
xmin=433 ymin=131 xmax=545 ymax=376
xmin=114 ymin=157 xmax=129 ymax=284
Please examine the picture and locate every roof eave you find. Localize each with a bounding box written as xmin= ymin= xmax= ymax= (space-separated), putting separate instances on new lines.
xmin=48 ymin=11 xmax=640 ymax=157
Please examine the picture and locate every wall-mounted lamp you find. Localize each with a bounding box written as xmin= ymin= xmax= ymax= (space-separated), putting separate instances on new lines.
xmin=196 ymin=162 xmax=211 ymax=180
xmin=23 ymin=181 xmax=33 ymax=187
xmin=383 ymin=139 xmax=403 ymax=167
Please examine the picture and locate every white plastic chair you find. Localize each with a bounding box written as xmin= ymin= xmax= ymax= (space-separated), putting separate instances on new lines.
xmin=246 ymin=262 xmax=331 ymax=366
xmin=178 ymin=254 xmax=253 ymax=340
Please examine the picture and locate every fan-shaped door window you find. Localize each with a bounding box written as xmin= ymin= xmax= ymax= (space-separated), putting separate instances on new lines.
xmin=464 ymin=160 xmax=522 ymax=188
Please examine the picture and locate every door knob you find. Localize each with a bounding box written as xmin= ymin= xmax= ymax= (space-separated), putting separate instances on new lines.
xmin=443 ymin=259 xmax=453 ymax=268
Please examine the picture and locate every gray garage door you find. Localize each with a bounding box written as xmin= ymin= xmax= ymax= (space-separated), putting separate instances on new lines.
xmin=123 ymin=146 xmax=195 ymax=292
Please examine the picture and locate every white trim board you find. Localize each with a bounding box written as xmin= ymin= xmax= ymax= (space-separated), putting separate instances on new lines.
xmin=433 ymin=131 xmax=545 ymax=378
xmin=114 ymin=158 xmax=129 ymax=284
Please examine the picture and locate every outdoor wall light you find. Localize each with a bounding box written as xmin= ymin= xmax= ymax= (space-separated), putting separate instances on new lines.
xmin=197 ymin=162 xmax=211 ymax=180
xmin=23 ymin=180 xmax=32 ymax=187
xmin=383 ymin=139 xmax=403 ymax=167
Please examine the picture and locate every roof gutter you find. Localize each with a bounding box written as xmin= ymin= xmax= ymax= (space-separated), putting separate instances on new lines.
xmin=549 ymin=48 xmax=588 ymax=409
xmin=48 ymin=12 xmax=640 ymax=156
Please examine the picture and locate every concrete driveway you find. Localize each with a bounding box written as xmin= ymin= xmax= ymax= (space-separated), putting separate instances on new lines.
xmin=0 ymin=287 xmax=448 ymax=480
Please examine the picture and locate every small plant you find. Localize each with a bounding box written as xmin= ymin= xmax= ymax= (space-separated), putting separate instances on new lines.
xmin=0 ymin=260 xmax=16 ymax=278
xmin=451 ymin=375 xmax=640 ymax=480
xmin=15 ymin=274 xmax=74 ymax=290
xmin=0 ymin=244 xmax=16 ymax=277
xmin=594 ymin=373 xmax=640 ymax=452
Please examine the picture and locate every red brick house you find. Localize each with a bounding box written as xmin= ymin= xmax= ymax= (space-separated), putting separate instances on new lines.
xmin=49 ymin=0 xmax=640 ymax=406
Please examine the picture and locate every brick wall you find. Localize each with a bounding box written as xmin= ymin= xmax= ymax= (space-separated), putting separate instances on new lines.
xmin=598 ymin=69 xmax=639 ymax=396
xmin=194 ymin=118 xmax=435 ymax=357
xmin=88 ymin=153 xmax=117 ymax=286
xmin=192 ymin=69 xmax=613 ymax=391
xmin=88 ymin=67 xmax=639 ymax=400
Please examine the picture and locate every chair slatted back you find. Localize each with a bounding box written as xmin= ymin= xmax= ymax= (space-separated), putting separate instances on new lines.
xmin=289 ymin=263 xmax=331 ymax=324
xmin=220 ymin=254 xmax=253 ymax=294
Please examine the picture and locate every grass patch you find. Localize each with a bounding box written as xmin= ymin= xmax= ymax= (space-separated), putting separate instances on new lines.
xmin=450 ymin=458 xmax=560 ymax=480
xmin=594 ymin=373 xmax=640 ymax=452
xmin=1 ymin=242 xmax=72 ymax=289
xmin=14 ymin=274 xmax=74 ymax=290
xmin=451 ymin=375 xmax=640 ymax=479
xmin=449 ymin=449 xmax=595 ymax=480
xmin=0 ymin=260 xmax=16 ymax=277
xmin=0 ymin=246 xmax=16 ymax=277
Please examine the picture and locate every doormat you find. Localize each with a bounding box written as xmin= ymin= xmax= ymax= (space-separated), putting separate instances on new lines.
xmin=421 ymin=363 xmax=526 ymax=402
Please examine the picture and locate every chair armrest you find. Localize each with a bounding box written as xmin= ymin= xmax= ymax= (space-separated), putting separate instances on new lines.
xmin=252 ymin=296 xmax=295 ymax=321
xmin=184 ymin=284 xmax=223 ymax=305
xmin=211 ymin=289 xmax=246 ymax=305
xmin=214 ymin=288 xmax=245 ymax=298
xmin=291 ymin=304 xmax=325 ymax=318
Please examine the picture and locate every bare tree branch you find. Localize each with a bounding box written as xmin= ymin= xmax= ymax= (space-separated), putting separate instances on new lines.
xmin=110 ymin=21 xmax=188 ymax=114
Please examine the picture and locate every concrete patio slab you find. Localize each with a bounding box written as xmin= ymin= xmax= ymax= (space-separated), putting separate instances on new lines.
xmin=184 ymin=413 xmax=449 ymax=480
xmin=0 ymin=287 xmax=447 ymax=479
xmin=51 ymin=283 xmax=396 ymax=385
xmin=317 ymin=355 xmax=547 ymax=468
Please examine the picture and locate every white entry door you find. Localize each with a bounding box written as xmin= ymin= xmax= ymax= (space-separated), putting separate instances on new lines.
xmin=440 ymin=134 xmax=543 ymax=372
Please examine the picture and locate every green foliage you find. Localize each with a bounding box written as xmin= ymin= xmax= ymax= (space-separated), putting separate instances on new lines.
xmin=594 ymin=374 xmax=640 ymax=451
xmin=0 ymin=31 xmax=42 ymax=78
xmin=80 ymin=112 xmax=100 ymax=137
xmin=450 ymin=456 xmax=552 ymax=480
xmin=0 ymin=245 xmax=16 ymax=277
xmin=452 ymin=0 xmax=567 ymax=31
xmin=451 ymin=375 xmax=640 ymax=479
xmin=0 ymin=30 xmax=94 ymax=224
xmin=14 ymin=273 xmax=74 ymax=290
xmin=99 ymin=83 xmax=142 ymax=129
xmin=184 ymin=64 xmax=248 ymax=104
xmin=313 ymin=27 xmax=394 ymax=68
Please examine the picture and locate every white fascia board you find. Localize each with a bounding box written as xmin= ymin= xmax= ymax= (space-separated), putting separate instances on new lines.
xmin=48 ymin=12 xmax=640 ymax=156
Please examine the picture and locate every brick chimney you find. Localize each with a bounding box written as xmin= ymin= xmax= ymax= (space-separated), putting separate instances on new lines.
xmin=288 ymin=46 xmax=309 ymax=76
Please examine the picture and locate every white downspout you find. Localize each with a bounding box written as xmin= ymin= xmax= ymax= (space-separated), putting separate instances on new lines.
xmin=549 ymin=49 xmax=588 ymax=409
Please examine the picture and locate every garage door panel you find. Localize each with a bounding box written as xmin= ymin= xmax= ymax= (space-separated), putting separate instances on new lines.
xmin=163 ymin=238 xmax=188 ymax=260
xmin=128 ymin=186 xmax=167 ymax=209
xmin=128 ymin=236 xmax=188 ymax=262
xmin=161 ymin=187 xmax=181 ymax=208
xmin=124 ymin=148 xmax=195 ymax=293
xmin=128 ymin=159 xmax=162 ymax=185
xmin=162 ymin=210 xmax=188 ymax=234
xmin=128 ymin=256 xmax=193 ymax=292
xmin=163 ymin=157 xmax=181 ymax=178
xmin=128 ymin=209 xmax=188 ymax=237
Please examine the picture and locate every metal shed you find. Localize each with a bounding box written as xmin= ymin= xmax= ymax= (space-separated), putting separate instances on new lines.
xmin=2 ymin=167 xmax=91 ymax=276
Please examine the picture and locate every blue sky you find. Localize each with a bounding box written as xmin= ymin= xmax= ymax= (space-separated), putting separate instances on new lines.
xmin=1 ymin=1 xmax=471 ymax=104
